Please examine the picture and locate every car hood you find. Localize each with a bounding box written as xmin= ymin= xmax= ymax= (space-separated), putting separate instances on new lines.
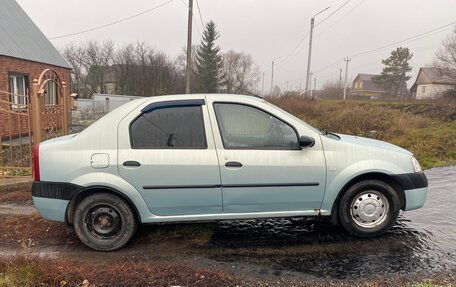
xmin=334 ymin=133 xmax=412 ymax=156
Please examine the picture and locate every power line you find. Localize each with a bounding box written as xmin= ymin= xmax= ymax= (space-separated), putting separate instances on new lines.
xmin=350 ymin=21 xmax=456 ymax=58
xmin=195 ymin=0 xmax=205 ymax=29
xmin=49 ymin=0 xmax=174 ymax=40
xmin=179 ymin=0 xmax=202 ymax=37
xmin=313 ymin=20 xmax=456 ymax=75
xmin=316 ymin=0 xmax=366 ymax=38
xmin=277 ymin=0 xmax=351 ymax=68
xmin=315 ymin=0 xmax=352 ymax=27
xmin=276 ymin=32 xmax=310 ymax=66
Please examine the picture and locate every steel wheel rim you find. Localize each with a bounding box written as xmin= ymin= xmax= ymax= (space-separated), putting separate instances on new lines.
xmin=350 ymin=190 xmax=389 ymax=228
xmin=86 ymin=205 xmax=122 ymax=239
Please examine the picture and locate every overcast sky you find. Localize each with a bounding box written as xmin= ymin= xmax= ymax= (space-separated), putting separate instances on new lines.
xmin=17 ymin=0 xmax=456 ymax=92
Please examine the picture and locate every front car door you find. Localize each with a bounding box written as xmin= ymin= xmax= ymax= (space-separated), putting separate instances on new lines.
xmin=206 ymin=96 xmax=326 ymax=214
xmin=117 ymin=98 xmax=222 ymax=216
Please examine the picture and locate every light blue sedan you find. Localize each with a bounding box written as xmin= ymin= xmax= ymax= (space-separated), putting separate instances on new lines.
xmin=32 ymin=94 xmax=428 ymax=251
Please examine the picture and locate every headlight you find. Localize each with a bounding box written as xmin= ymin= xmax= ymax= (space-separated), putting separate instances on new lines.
xmin=411 ymin=156 xmax=422 ymax=172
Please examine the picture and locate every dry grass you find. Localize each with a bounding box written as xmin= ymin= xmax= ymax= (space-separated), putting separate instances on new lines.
xmin=0 ymin=256 xmax=236 ymax=287
xmin=267 ymin=96 xmax=456 ymax=169
xmin=0 ymin=182 xmax=32 ymax=203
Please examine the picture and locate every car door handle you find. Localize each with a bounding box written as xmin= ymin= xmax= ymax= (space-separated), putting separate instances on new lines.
xmin=225 ymin=161 xmax=243 ymax=168
xmin=123 ymin=161 xmax=141 ymax=167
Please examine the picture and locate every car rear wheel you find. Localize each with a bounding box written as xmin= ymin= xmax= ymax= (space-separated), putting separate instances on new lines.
xmin=74 ymin=193 xmax=138 ymax=251
xmin=338 ymin=179 xmax=400 ymax=237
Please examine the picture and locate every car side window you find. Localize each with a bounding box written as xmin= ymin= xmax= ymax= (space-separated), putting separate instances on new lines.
xmin=130 ymin=105 xmax=207 ymax=149
xmin=213 ymin=103 xmax=299 ymax=149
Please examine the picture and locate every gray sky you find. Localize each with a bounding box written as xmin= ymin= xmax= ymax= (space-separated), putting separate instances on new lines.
xmin=17 ymin=0 xmax=456 ymax=92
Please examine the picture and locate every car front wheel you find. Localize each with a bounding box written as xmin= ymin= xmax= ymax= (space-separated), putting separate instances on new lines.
xmin=338 ymin=179 xmax=400 ymax=237
xmin=74 ymin=193 xmax=138 ymax=251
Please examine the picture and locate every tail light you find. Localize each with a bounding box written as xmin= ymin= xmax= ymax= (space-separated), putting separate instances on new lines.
xmin=32 ymin=144 xmax=40 ymax=181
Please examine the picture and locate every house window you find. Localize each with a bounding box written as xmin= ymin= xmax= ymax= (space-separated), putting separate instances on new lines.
xmin=421 ymin=86 xmax=426 ymax=94
xmin=9 ymin=74 xmax=28 ymax=106
xmin=44 ymin=81 xmax=58 ymax=105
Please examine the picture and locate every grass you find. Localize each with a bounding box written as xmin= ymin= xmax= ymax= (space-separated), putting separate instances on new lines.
xmin=267 ymin=97 xmax=456 ymax=169
xmin=0 ymin=257 xmax=235 ymax=287
xmin=413 ymin=281 xmax=453 ymax=287
xmin=0 ymin=263 xmax=40 ymax=287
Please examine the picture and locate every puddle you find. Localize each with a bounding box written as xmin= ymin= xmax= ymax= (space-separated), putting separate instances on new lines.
xmin=209 ymin=166 xmax=456 ymax=279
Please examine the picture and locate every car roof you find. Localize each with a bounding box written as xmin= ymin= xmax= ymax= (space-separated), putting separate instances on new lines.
xmin=141 ymin=93 xmax=263 ymax=104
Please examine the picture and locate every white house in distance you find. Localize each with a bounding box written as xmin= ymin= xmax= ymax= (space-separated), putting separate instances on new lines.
xmin=410 ymin=67 xmax=456 ymax=99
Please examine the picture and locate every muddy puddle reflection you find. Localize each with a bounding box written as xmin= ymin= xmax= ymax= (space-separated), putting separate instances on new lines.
xmin=209 ymin=166 xmax=456 ymax=279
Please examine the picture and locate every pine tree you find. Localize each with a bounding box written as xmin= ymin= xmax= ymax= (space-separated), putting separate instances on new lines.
xmin=195 ymin=21 xmax=223 ymax=93
xmin=372 ymin=47 xmax=413 ymax=98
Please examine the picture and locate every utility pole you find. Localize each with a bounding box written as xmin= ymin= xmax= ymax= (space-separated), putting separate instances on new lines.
xmin=313 ymin=76 xmax=317 ymax=99
xmin=271 ymin=56 xmax=280 ymax=94
xmin=339 ymin=68 xmax=342 ymax=98
xmin=309 ymin=73 xmax=313 ymax=99
xmin=343 ymin=57 xmax=351 ymax=101
xmin=185 ymin=0 xmax=193 ymax=94
xmin=304 ymin=6 xmax=330 ymax=98
xmin=261 ymin=71 xmax=265 ymax=96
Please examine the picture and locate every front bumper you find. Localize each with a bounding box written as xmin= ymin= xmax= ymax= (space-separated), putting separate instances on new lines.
xmin=392 ymin=172 xmax=428 ymax=211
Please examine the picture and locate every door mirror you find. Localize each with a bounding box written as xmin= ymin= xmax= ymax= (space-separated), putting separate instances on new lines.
xmin=299 ymin=135 xmax=315 ymax=148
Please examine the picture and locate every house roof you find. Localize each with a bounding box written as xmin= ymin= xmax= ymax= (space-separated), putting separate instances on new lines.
xmin=420 ymin=67 xmax=456 ymax=85
xmin=410 ymin=67 xmax=456 ymax=92
xmin=352 ymin=74 xmax=385 ymax=93
xmin=0 ymin=0 xmax=71 ymax=69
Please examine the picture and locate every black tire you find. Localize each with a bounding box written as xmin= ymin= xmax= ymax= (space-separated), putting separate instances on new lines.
xmin=338 ymin=179 xmax=400 ymax=237
xmin=74 ymin=193 xmax=138 ymax=251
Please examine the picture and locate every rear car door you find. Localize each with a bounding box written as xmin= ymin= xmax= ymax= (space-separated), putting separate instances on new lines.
xmin=117 ymin=98 xmax=222 ymax=216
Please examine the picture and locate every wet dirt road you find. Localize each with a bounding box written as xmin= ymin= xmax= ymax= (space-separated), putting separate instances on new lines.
xmin=208 ymin=166 xmax=456 ymax=279
xmin=1 ymin=166 xmax=455 ymax=283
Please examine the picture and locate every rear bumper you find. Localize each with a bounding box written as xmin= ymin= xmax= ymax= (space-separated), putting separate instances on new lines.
xmin=32 ymin=181 xmax=81 ymax=222
xmin=32 ymin=196 xmax=68 ymax=222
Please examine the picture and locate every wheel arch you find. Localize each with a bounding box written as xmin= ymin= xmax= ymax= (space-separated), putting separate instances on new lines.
xmin=65 ymin=185 xmax=142 ymax=225
xmin=329 ymin=172 xmax=405 ymax=225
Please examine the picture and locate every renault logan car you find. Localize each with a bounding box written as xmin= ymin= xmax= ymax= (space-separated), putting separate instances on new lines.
xmin=32 ymin=94 xmax=428 ymax=251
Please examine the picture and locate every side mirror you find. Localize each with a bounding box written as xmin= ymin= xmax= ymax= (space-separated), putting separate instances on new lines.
xmin=299 ymin=135 xmax=315 ymax=148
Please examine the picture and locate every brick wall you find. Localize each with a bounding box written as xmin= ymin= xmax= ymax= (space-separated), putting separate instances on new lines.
xmin=0 ymin=55 xmax=71 ymax=140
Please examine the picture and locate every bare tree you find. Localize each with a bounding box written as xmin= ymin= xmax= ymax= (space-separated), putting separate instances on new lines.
xmin=84 ymin=40 xmax=115 ymax=95
xmin=221 ymin=50 xmax=260 ymax=94
xmin=434 ymin=29 xmax=456 ymax=81
xmin=61 ymin=41 xmax=184 ymax=98
xmin=61 ymin=44 xmax=88 ymax=97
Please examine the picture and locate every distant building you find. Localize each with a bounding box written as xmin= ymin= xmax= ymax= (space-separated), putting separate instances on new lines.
xmin=410 ymin=67 xmax=456 ymax=99
xmin=0 ymin=0 xmax=71 ymax=139
xmin=86 ymin=65 xmax=117 ymax=95
xmin=350 ymin=74 xmax=386 ymax=99
xmin=76 ymin=93 xmax=144 ymax=113
xmin=350 ymin=73 xmax=407 ymax=99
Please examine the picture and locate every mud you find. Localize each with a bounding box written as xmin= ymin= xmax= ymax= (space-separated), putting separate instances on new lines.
xmin=0 ymin=166 xmax=455 ymax=284
xmin=0 ymin=202 xmax=36 ymax=216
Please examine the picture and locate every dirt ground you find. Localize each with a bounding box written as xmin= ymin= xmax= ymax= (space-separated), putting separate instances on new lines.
xmin=0 ymin=183 xmax=454 ymax=287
